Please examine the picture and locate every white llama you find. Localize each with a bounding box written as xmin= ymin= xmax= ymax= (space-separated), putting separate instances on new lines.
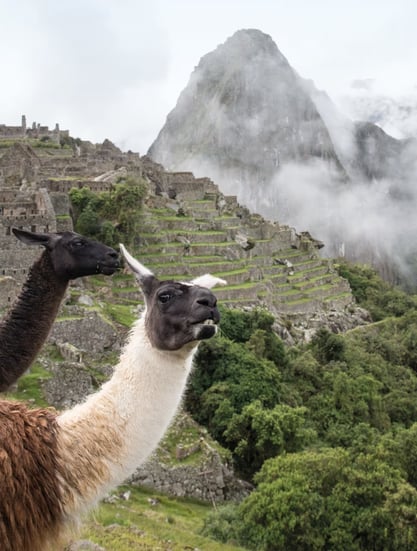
xmin=0 ymin=244 xmax=226 ymax=551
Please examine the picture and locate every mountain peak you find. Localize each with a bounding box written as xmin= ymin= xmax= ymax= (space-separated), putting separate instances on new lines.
xmin=149 ymin=29 xmax=340 ymax=188
xmin=197 ymin=28 xmax=289 ymax=78
xmin=220 ymin=28 xmax=284 ymax=59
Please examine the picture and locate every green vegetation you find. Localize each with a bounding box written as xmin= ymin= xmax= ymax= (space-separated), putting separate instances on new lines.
xmin=5 ymin=361 xmax=53 ymax=407
xmin=189 ymin=266 xmax=417 ymax=549
xmin=81 ymin=485 xmax=245 ymax=550
xmin=102 ymin=302 xmax=136 ymax=327
xmin=69 ymin=175 xmax=148 ymax=247
xmin=337 ymin=261 xmax=417 ymax=319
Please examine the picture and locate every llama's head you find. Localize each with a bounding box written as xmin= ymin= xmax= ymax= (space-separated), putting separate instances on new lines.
xmin=120 ymin=244 xmax=226 ymax=351
xmin=13 ymin=228 xmax=120 ymax=279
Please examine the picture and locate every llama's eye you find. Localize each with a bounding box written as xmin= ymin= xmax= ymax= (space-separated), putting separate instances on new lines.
xmin=158 ymin=293 xmax=172 ymax=304
xmin=72 ymin=240 xmax=85 ymax=248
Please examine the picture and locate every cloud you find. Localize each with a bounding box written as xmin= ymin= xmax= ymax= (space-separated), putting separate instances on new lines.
xmin=0 ymin=0 xmax=171 ymax=150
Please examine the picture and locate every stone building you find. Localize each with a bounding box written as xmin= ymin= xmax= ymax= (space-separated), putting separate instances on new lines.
xmin=0 ymin=115 xmax=69 ymax=144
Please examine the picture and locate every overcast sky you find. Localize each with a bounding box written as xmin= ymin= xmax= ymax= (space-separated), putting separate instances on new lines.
xmin=1 ymin=0 xmax=416 ymax=153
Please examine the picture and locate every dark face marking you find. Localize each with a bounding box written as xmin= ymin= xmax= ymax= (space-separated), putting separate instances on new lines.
xmin=13 ymin=229 xmax=120 ymax=280
xmin=144 ymin=280 xmax=220 ymax=351
xmin=49 ymin=233 xmax=120 ymax=279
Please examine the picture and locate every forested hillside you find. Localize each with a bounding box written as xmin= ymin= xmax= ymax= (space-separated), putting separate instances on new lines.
xmin=191 ymin=265 xmax=417 ymax=549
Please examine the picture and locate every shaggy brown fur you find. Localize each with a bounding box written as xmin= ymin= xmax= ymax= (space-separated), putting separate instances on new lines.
xmin=0 ymin=401 xmax=63 ymax=551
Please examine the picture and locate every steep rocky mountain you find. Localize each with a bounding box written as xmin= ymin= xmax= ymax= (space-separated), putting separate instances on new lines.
xmin=149 ymin=29 xmax=417 ymax=285
xmin=149 ymin=29 xmax=348 ymax=204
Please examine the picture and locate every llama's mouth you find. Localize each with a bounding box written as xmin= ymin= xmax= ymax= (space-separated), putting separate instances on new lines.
xmin=191 ymin=318 xmax=219 ymax=340
xmin=97 ymin=261 xmax=120 ymax=275
xmin=191 ymin=318 xmax=218 ymax=327
xmin=202 ymin=319 xmax=217 ymax=326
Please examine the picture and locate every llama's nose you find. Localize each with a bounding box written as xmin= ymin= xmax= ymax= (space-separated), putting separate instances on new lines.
xmin=196 ymin=290 xmax=220 ymax=323
xmin=196 ymin=289 xmax=217 ymax=309
xmin=107 ymin=250 xmax=119 ymax=259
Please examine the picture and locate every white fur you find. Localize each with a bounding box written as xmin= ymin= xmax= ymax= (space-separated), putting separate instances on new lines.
xmin=190 ymin=273 xmax=227 ymax=289
xmin=57 ymin=248 xmax=225 ymax=517
xmin=58 ymin=311 xmax=198 ymax=512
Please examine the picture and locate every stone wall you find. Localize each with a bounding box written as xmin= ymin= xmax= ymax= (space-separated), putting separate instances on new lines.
xmin=0 ymin=276 xmax=19 ymax=310
xmin=130 ymin=448 xmax=251 ymax=504
xmin=48 ymin=308 xmax=120 ymax=354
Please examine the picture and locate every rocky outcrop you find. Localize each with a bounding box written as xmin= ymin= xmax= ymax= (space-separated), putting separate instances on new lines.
xmin=48 ymin=308 xmax=119 ymax=354
xmin=129 ymin=413 xmax=252 ymax=503
xmin=131 ymin=451 xmax=251 ymax=504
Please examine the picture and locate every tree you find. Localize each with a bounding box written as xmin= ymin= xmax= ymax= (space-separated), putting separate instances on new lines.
xmin=187 ymin=337 xmax=282 ymax=416
xmin=69 ymin=176 xmax=148 ymax=247
xmin=311 ymin=327 xmax=346 ymax=364
xmin=224 ymin=400 xmax=315 ymax=479
xmin=235 ymin=448 xmax=417 ymax=551
xmin=75 ymin=203 xmax=101 ymax=237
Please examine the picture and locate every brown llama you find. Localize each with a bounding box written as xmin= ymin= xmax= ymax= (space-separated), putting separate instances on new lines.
xmin=0 ymin=228 xmax=119 ymax=391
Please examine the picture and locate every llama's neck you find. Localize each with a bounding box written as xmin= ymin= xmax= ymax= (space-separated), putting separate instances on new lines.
xmin=0 ymin=252 xmax=67 ymax=391
xmin=58 ymin=317 xmax=197 ymax=515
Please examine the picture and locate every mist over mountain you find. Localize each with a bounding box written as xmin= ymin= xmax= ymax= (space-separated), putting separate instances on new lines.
xmin=149 ymin=29 xmax=417 ymax=286
xmin=339 ymin=81 xmax=417 ymax=140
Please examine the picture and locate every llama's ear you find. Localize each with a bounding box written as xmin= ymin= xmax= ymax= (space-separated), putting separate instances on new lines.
xmin=120 ymin=244 xmax=156 ymax=294
xmin=190 ymin=274 xmax=227 ymax=289
xmin=13 ymin=228 xmax=60 ymax=250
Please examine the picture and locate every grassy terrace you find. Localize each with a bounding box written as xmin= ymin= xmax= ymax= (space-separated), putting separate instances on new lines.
xmin=0 ymin=138 xmax=62 ymax=149
xmin=305 ymin=282 xmax=341 ymax=295
xmin=287 ymin=264 xmax=328 ymax=280
xmin=279 ymin=296 xmax=318 ymax=307
xmin=81 ymin=485 xmax=245 ymax=551
xmin=145 ymin=213 xmax=194 ymax=220
xmin=292 ymin=273 xmax=339 ymax=289
xmin=274 ymin=287 xmax=306 ymax=297
xmin=324 ymin=291 xmax=352 ymax=302
xmin=212 ymin=281 xmax=261 ymax=291
xmin=129 ymin=204 xmax=352 ymax=313
xmin=140 ymin=230 xmax=226 ymax=239
xmin=140 ymin=255 xmax=234 ymax=266
xmin=146 ymin=257 xmax=244 ymax=274
xmin=142 ymin=241 xmax=243 ymax=252
xmin=212 ymin=268 xmax=250 ymax=277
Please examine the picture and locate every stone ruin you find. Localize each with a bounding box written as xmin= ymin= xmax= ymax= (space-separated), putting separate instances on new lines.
xmin=0 ymin=115 xmax=68 ymax=144
xmin=0 ymin=116 xmax=360 ymax=332
xmin=0 ymin=119 xmax=143 ymax=307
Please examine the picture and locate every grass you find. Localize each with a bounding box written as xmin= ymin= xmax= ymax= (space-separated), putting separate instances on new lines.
xmin=324 ymin=291 xmax=353 ymax=302
xmin=155 ymin=412 xmax=231 ymax=467
xmin=141 ymin=230 xmax=225 ymax=237
xmin=213 ymin=268 xmax=249 ymax=278
xmin=80 ymin=485 xmax=246 ymax=551
xmin=6 ymin=362 xmax=54 ymax=407
xmin=214 ymin=281 xmax=259 ymax=290
xmin=103 ymin=302 xmax=137 ymax=327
